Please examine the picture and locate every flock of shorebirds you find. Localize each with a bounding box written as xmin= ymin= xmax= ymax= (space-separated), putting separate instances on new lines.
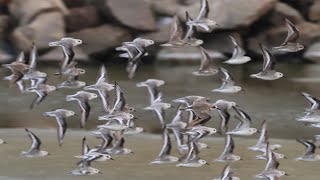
xmin=1 ymin=0 xmax=320 ymax=179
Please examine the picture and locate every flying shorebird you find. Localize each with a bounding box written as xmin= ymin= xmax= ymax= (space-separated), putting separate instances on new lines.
xmin=248 ymin=120 xmax=282 ymax=152
xmin=20 ymin=129 xmax=49 ymax=157
xmin=296 ymin=139 xmax=320 ymax=161
xmin=212 ymin=164 xmax=240 ymax=180
xmin=273 ymin=18 xmax=304 ymax=52
xmin=43 ymin=109 xmax=75 ymax=146
xmin=176 ymin=141 xmax=209 ymax=167
xmin=192 ymin=46 xmax=219 ymax=76
xmin=26 ymin=77 xmax=56 ymax=109
xmin=212 ymin=67 xmax=242 ymax=93
xmin=224 ymin=35 xmax=251 ymax=64
xmin=48 ymin=37 xmax=83 ymax=71
xmin=250 ymin=44 xmax=283 ymax=80
xmin=214 ymin=134 xmax=241 ymax=163
xmin=150 ymin=127 xmax=179 ymax=164
xmin=136 ymin=79 xmax=165 ymax=105
xmin=226 ymin=107 xmax=257 ymax=136
xmin=105 ymin=130 xmax=133 ymax=155
xmin=256 ymin=142 xmax=287 ymax=179
xmin=65 ymin=91 xmax=98 ymax=128
xmin=186 ymin=0 xmax=218 ymax=32
xmin=144 ymin=97 xmax=172 ymax=128
xmin=161 ymin=15 xmax=203 ymax=47
xmin=84 ymin=65 xmax=114 ymax=113
xmin=213 ymin=100 xmax=237 ymax=134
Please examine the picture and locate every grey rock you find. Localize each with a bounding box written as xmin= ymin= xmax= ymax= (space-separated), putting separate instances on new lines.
xmin=151 ymin=0 xmax=180 ymax=16
xmin=103 ymin=0 xmax=156 ymax=31
xmin=63 ymin=0 xmax=87 ymax=8
xmin=141 ymin=17 xmax=171 ymax=44
xmin=202 ymin=32 xmax=243 ymax=54
xmin=11 ymin=12 xmax=65 ymax=52
xmin=67 ymin=25 xmax=132 ymax=55
xmin=304 ymin=42 xmax=320 ymax=61
xmin=176 ymin=0 xmax=277 ymax=29
xmin=309 ymin=0 xmax=320 ymax=22
xmin=65 ymin=6 xmax=102 ymax=32
xmin=0 ymin=48 xmax=13 ymax=63
xmin=8 ymin=0 xmax=69 ymax=26
xmin=269 ymin=2 xmax=304 ymax=26
xmin=0 ymin=15 xmax=10 ymax=40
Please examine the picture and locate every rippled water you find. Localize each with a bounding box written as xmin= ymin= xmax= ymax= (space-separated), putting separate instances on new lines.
xmin=0 ymin=62 xmax=319 ymax=138
xmin=0 ymin=62 xmax=320 ymax=179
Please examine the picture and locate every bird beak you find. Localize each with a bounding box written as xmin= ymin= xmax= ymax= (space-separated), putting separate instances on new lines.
xmin=133 ymin=117 xmax=138 ymax=120
xmin=130 ymin=152 xmax=135 ymax=154
xmin=284 ymin=156 xmax=287 ymax=159
xmin=82 ymin=42 xmax=87 ymax=45
xmin=74 ymin=114 xmax=79 ymax=116
xmin=205 ymin=162 xmax=210 ymax=165
xmin=285 ymin=173 xmax=289 ymax=176
xmin=110 ymin=158 xmax=115 ymax=160
xmin=98 ymin=172 xmax=102 ymax=174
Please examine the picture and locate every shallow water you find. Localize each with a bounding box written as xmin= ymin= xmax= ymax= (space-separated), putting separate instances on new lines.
xmin=1 ymin=61 xmax=320 ymax=179
xmin=0 ymin=62 xmax=320 ymax=139
xmin=0 ymin=129 xmax=318 ymax=180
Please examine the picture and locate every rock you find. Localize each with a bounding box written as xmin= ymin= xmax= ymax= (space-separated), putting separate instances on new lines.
xmin=303 ymin=42 xmax=320 ymax=61
xmin=0 ymin=15 xmax=10 ymax=40
xmin=65 ymin=6 xmax=102 ymax=32
xmin=151 ymin=0 xmax=180 ymax=16
xmin=268 ymin=2 xmax=304 ymax=26
xmin=103 ymin=0 xmax=156 ymax=31
xmin=281 ymin=0 xmax=313 ymax=17
xmin=141 ymin=17 xmax=171 ymax=44
xmin=157 ymin=46 xmax=226 ymax=62
xmin=63 ymin=0 xmax=87 ymax=8
xmin=67 ymin=25 xmax=132 ymax=55
xmin=8 ymin=0 xmax=69 ymax=26
xmin=177 ymin=0 xmax=277 ymax=29
xmin=0 ymin=48 xmax=13 ymax=63
xmin=38 ymin=47 xmax=89 ymax=62
xmin=309 ymin=0 xmax=320 ymax=22
xmin=11 ymin=12 xmax=65 ymax=52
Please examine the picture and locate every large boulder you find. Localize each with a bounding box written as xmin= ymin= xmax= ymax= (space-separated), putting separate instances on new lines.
xmin=304 ymin=42 xmax=320 ymax=62
xmin=102 ymin=0 xmax=156 ymax=31
xmin=248 ymin=22 xmax=320 ymax=55
xmin=268 ymin=2 xmax=304 ymax=26
xmin=8 ymin=0 xmax=69 ymax=26
xmin=152 ymin=0 xmax=277 ymax=29
xmin=0 ymin=15 xmax=10 ymax=40
xmin=63 ymin=0 xmax=87 ymax=8
xmin=11 ymin=12 xmax=65 ymax=52
xmin=142 ymin=17 xmax=171 ymax=44
xmin=65 ymin=6 xmax=102 ymax=32
xmin=309 ymin=0 xmax=320 ymax=22
xmin=67 ymin=25 xmax=132 ymax=55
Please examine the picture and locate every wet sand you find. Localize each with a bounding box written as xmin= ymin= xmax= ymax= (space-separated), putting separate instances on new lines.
xmin=0 ymin=129 xmax=318 ymax=180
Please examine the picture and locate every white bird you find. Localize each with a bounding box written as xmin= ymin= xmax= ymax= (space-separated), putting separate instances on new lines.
xmin=212 ymin=67 xmax=242 ymax=93
xmin=224 ymin=36 xmax=251 ymax=65
xmin=20 ymin=129 xmax=49 ymax=158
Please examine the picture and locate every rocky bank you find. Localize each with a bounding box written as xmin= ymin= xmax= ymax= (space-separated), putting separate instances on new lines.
xmin=0 ymin=0 xmax=320 ymax=63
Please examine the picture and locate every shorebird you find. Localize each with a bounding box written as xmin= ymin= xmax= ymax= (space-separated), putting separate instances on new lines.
xmin=26 ymin=77 xmax=56 ymax=109
xmin=250 ymin=44 xmax=283 ymax=80
xmin=186 ymin=0 xmax=218 ymax=32
xmin=256 ymin=143 xmax=287 ymax=179
xmin=226 ymin=107 xmax=257 ymax=136
xmin=150 ymin=127 xmax=179 ymax=164
xmin=144 ymin=99 xmax=172 ymax=128
xmin=224 ymin=35 xmax=251 ymax=65
xmin=273 ymin=18 xmax=304 ymax=52
xmin=84 ymin=65 xmax=114 ymax=113
xmin=65 ymin=91 xmax=98 ymax=128
xmin=213 ymin=100 xmax=237 ymax=134
xmin=136 ymin=79 xmax=165 ymax=105
xmin=296 ymin=139 xmax=320 ymax=161
xmin=248 ymin=120 xmax=282 ymax=152
xmin=105 ymin=130 xmax=133 ymax=155
xmin=20 ymin=129 xmax=49 ymax=157
xmin=212 ymin=67 xmax=242 ymax=93
xmin=161 ymin=15 xmax=202 ymax=47
xmin=192 ymin=47 xmax=219 ymax=76
xmin=176 ymin=141 xmax=208 ymax=167
xmin=43 ymin=109 xmax=75 ymax=146
xmin=214 ymin=134 xmax=241 ymax=163
xmin=212 ymin=164 xmax=240 ymax=180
